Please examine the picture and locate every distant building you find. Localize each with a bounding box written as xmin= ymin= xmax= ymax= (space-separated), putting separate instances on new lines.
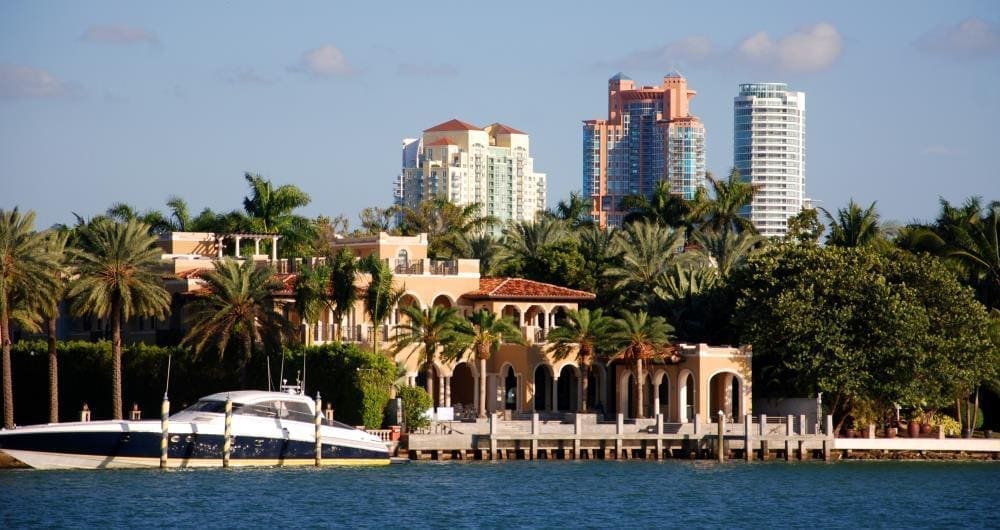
xmin=583 ymin=72 xmax=706 ymax=228
xmin=734 ymin=83 xmax=807 ymax=237
xmin=396 ymin=119 xmax=547 ymax=226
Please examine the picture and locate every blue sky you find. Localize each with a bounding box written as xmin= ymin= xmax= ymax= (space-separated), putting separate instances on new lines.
xmin=2 ymin=1 xmax=998 ymax=230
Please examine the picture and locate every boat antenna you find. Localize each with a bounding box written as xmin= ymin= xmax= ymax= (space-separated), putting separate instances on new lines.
xmin=278 ymin=354 xmax=285 ymax=392
xmin=301 ymin=351 xmax=307 ymax=396
xmin=266 ymin=354 xmax=273 ymax=392
xmin=163 ymin=354 xmax=172 ymax=399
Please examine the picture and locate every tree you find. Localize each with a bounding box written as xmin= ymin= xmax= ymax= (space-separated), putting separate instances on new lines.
xmin=690 ymin=168 xmax=757 ymax=234
xmin=784 ymin=208 xmax=824 ymax=245
xmin=39 ymin=230 xmax=70 ymax=422
xmin=690 ymin=226 xmax=763 ymax=279
xmin=822 ymin=199 xmax=881 ymax=248
xmin=357 ymin=206 xmax=396 ymax=236
xmin=620 ymin=180 xmax=692 ymax=230
xmin=330 ymin=248 xmax=359 ymax=341
xmin=68 ymin=218 xmax=170 ymax=419
xmin=547 ymin=308 xmax=615 ymax=412
xmin=942 ymin=201 xmax=1000 ymax=310
xmin=398 ymin=198 xmax=494 ymax=259
xmin=360 ymin=255 xmax=404 ymax=354
xmin=577 ymin=224 xmax=623 ymax=308
xmin=452 ymin=310 xmax=526 ymax=418
xmin=392 ymin=305 xmax=463 ymax=397
xmin=293 ymin=261 xmax=332 ymax=345
xmin=609 ymin=310 xmax=674 ymax=419
xmin=548 ymin=192 xmax=594 ymax=229
xmin=241 ymin=172 xmax=314 ymax=257
xmin=182 ymin=258 xmax=292 ymax=388
xmin=0 ymin=209 xmax=60 ymax=428
xmin=607 ymin=221 xmax=685 ymax=309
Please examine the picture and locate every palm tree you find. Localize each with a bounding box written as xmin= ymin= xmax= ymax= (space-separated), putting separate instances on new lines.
xmin=500 ymin=217 xmax=567 ymax=264
xmin=0 ymin=209 xmax=60 ymax=428
xmin=943 ymin=202 xmax=1000 ymax=309
xmin=691 ymin=168 xmax=758 ymax=233
xmin=293 ymin=261 xmax=332 ymax=345
xmin=822 ymin=199 xmax=881 ymax=247
xmin=452 ymin=309 xmax=525 ymax=418
xmin=690 ymin=227 xmax=764 ymax=279
xmin=392 ymin=305 xmax=463 ymax=397
xmin=606 ymin=221 xmax=685 ymax=308
xmin=547 ymin=308 xmax=615 ymax=413
xmin=182 ymin=258 xmax=292 ymax=388
xmin=610 ymin=310 xmax=674 ymax=419
xmin=620 ymin=180 xmax=692 ymax=229
xmin=104 ymin=202 xmax=174 ymax=235
xmin=242 ymin=172 xmax=313 ymax=256
xmin=399 ymin=198 xmax=495 ymax=259
xmin=549 ymin=192 xmax=594 ymax=229
xmin=330 ymin=248 xmax=359 ymax=341
xmin=361 ymin=255 xmax=404 ymax=354
xmin=39 ymin=230 xmax=70 ymax=423
xmin=68 ymin=218 xmax=170 ymax=419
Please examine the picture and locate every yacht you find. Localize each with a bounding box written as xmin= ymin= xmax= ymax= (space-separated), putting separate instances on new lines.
xmin=0 ymin=388 xmax=390 ymax=469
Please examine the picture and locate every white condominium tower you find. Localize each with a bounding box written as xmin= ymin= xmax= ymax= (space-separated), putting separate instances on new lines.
xmin=397 ymin=119 xmax=547 ymax=226
xmin=733 ymin=83 xmax=806 ymax=237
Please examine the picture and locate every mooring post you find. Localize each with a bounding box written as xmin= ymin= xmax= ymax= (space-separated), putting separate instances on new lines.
xmin=616 ymin=413 xmax=624 ymax=458
xmin=744 ymin=413 xmax=754 ymax=461
xmin=656 ymin=413 xmax=664 ymax=459
xmin=315 ymin=392 xmax=323 ymax=467
xmin=717 ymin=411 xmax=725 ymax=463
xmin=80 ymin=403 xmax=91 ymax=422
xmin=573 ymin=414 xmax=582 ymax=459
xmin=785 ymin=414 xmax=794 ymax=461
xmin=823 ymin=414 xmax=834 ymax=461
xmin=223 ymin=395 xmax=233 ymax=468
xmin=489 ymin=413 xmax=497 ymax=460
xmin=160 ymin=395 xmax=169 ymax=469
xmin=530 ymin=413 xmax=539 ymax=460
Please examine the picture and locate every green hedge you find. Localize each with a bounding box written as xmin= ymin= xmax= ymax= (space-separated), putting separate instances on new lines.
xmin=397 ymin=385 xmax=432 ymax=432
xmin=8 ymin=340 xmax=393 ymax=429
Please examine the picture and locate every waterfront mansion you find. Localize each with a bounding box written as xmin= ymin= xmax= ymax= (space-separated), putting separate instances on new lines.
xmin=70 ymin=230 xmax=752 ymax=423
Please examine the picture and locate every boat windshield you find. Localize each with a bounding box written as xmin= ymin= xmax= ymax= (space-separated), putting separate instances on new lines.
xmin=180 ymin=400 xmax=228 ymax=413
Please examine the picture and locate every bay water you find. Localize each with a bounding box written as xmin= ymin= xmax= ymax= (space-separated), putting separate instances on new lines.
xmin=2 ymin=460 xmax=998 ymax=528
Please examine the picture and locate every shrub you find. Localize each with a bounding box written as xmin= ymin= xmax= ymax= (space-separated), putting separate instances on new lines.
xmin=397 ymin=385 xmax=432 ymax=433
xmin=929 ymin=413 xmax=962 ymax=437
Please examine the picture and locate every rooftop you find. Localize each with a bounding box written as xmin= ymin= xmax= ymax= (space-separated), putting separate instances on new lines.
xmin=463 ymin=278 xmax=596 ymax=301
xmin=424 ymin=118 xmax=482 ymax=132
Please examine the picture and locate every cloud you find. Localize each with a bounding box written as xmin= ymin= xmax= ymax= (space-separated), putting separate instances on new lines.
xmin=81 ymin=24 xmax=158 ymax=47
xmin=289 ymin=44 xmax=353 ymax=77
xmin=602 ymin=36 xmax=715 ymax=71
xmin=916 ymin=18 xmax=1000 ymax=59
xmin=735 ymin=22 xmax=842 ymax=73
xmin=0 ymin=64 xmax=71 ymax=99
xmin=921 ymin=146 xmax=958 ymax=156
xmin=219 ymin=66 xmax=274 ymax=85
xmin=396 ymin=62 xmax=459 ymax=77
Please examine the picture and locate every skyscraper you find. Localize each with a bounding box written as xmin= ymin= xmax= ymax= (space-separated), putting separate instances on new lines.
xmin=734 ymin=83 xmax=807 ymax=238
xmin=397 ymin=119 xmax=547 ymax=226
xmin=583 ymin=72 xmax=706 ymax=228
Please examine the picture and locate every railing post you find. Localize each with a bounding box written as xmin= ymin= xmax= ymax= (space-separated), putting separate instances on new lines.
xmin=573 ymin=413 xmax=582 ymax=459
xmin=717 ymin=411 xmax=725 ymax=463
xmin=785 ymin=414 xmax=794 ymax=461
xmin=694 ymin=413 xmax=701 ymax=435
xmin=656 ymin=413 xmax=664 ymax=459
xmin=530 ymin=413 xmax=539 ymax=460
xmin=489 ymin=413 xmax=497 ymax=460
xmin=800 ymin=414 xmax=808 ymax=435
xmin=744 ymin=413 xmax=754 ymax=461
xmin=616 ymin=413 xmax=624 ymax=458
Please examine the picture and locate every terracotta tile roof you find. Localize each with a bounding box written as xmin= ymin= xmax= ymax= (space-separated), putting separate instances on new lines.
xmin=172 ymin=268 xmax=209 ymax=280
xmin=463 ymin=278 xmax=595 ymax=301
xmin=424 ymin=118 xmax=481 ymax=132
xmin=489 ymin=123 xmax=526 ymax=135
xmin=425 ymin=137 xmax=458 ymax=146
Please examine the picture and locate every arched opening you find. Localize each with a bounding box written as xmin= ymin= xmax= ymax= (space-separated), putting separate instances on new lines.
xmin=397 ymin=249 xmax=409 ymax=267
xmin=708 ymin=372 xmax=742 ymax=423
xmin=501 ymin=305 xmax=523 ymax=327
xmin=415 ymin=364 xmax=442 ymax=409
xmin=589 ymin=364 xmax=607 ymax=416
xmin=551 ymin=306 xmax=569 ymax=327
xmin=503 ymin=367 xmax=517 ymax=410
xmin=534 ymin=365 xmax=553 ymax=411
xmin=679 ymin=371 xmax=695 ymax=422
xmin=642 ymin=374 xmax=654 ymax=418
xmin=557 ymin=365 xmax=579 ymax=412
xmin=626 ymin=373 xmax=636 ymax=418
xmin=395 ymin=294 xmax=421 ymax=323
xmin=658 ymin=374 xmax=670 ymax=420
xmin=450 ymin=362 xmax=475 ymax=414
xmin=432 ymin=294 xmax=453 ymax=309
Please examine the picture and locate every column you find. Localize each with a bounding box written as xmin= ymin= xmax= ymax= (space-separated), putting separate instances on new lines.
xmin=254 ymin=237 xmax=260 ymax=256
xmin=723 ymin=374 xmax=734 ymax=419
xmin=271 ymin=236 xmax=278 ymax=261
xmin=653 ymin=379 xmax=661 ymax=418
xmin=473 ymin=376 xmax=479 ymax=414
xmin=438 ymin=377 xmax=445 ymax=408
xmin=551 ymin=377 xmax=559 ymax=412
xmin=234 ymin=236 xmax=242 ymax=258
xmin=445 ymin=377 xmax=452 ymax=407
xmin=216 ymin=236 xmax=224 ymax=258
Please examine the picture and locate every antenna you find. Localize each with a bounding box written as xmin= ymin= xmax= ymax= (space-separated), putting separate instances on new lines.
xmin=163 ymin=355 xmax=172 ymax=399
xmin=266 ymin=355 xmax=273 ymax=392
xmin=278 ymin=354 xmax=285 ymax=392
xmin=301 ymin=351 xmax=307 ymax=396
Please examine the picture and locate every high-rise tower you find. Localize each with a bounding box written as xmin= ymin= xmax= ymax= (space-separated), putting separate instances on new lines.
xmin=734 ymin=83 xmax=806 ymax=237
xmin=583 ymin=72 xmax=706 ymax=228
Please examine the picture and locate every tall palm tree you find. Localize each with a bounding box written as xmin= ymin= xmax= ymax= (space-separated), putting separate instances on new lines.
xmin=361 ymin=255 xmax=404 ymax=354
xmin=104 ymin=202 xmax=174 ymax=235
xmin=330 ymin=248 xmax=359 ymax=341
xmin=822 ymin=199 xmax=881 ymax=247
xmin=242 ymin=172 xmax=313 ymax=256
xmin=690 ymin=226 xmax=764 ymax=279
xmin=451 ymin=309 xmax=526 ymax=418
xmin=182 ymin=258 xmax=292 ymax=388
xmin=547 ymin=308 xmax=616 ymax=413
xmin=68 ymin=218 xmax=170 ymax=419
xmin=620 ymin=180 xmax=692 ymax=229
xmin=0 ymin=209 xmax=60 ymax=428
xmin=293 ymin=261 xmax=332 ymax=345
xmin=549 ymin=192 xmax=594 ymax=229
xmin=39 ymin=230 xmax=70 ymax=423
xmin=392 ymin=305 xmax=463 ymax=397
xmin=606 ymin=221 xmax=685 ymax=308
xmin=610 ymin=310 xmax=674 ymax=419
xmin=500 ymin=217 xmax=567 ymax=265
xmin=944 ymin=202 xmax=1000 ymax=309
xmin=399 ymin=198 xmax=495 ymax=259
xmin=691 ymin=168 xmax=758 ymax=234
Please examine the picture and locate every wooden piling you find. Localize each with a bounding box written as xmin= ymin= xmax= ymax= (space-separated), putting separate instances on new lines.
xmin=744 ymin=414 xmax=754 ymax=461
xmin=223 ymin=396 xmax=233 ymax=468
xmin=314 ymin=392 xmax=323 ymax=467
xmin=159 ymin=396 xmax=169 ymax=469
xmin=717 ymin=411 xmax=725 ymax=463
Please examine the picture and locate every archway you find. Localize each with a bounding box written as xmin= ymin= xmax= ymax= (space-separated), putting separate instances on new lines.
xmin=414 ymin=364 xmax=442 ymax=409
xmin=501 ymin=305 xmax=523 ymax=327
xmin=557 ymin=365 xmax=579 ymax=412
xmin=657 ymin=374 xmax=671 ymax=420
xmin=589 ymin=364 xmax=607 ymax=415
xmin=708 ymin=372 xmax=742 ymax=422
xmin=626 ymin=373 xmax=636 ymax=418
xmin=534 ymin=364 xmax=554 ymax=411
xmin=395 ymin=293 xmax=421 ymax=326
xmin=432 ymin=294 xmax=453 ymax=308
xmin=679 ymin=371 xmax=695 ymax=422
xmin=642 ymin=374 xmax=653 ymax=418
xmin=503 ymin=366 xmax=517 ymax=411
xmin=451 ymin=362 xmax=475 ymax=414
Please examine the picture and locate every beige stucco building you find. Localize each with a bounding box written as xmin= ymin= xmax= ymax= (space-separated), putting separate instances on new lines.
xmin=149 ymin=230 xmax=751 ymax=422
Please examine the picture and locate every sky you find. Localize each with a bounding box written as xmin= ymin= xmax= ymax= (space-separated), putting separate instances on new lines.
xmin=2 ymin=1 xmax=999 ymax=230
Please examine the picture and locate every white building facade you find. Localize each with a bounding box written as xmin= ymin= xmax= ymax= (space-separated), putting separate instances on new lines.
xmin=397 ymin=119 xmax=547 ymax=226
xmin=733 ymin=83 xmax=807 ymax=238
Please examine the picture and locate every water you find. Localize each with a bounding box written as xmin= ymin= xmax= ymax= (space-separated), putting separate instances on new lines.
xmin=2 ymin=460 xmax=998 ymax=528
